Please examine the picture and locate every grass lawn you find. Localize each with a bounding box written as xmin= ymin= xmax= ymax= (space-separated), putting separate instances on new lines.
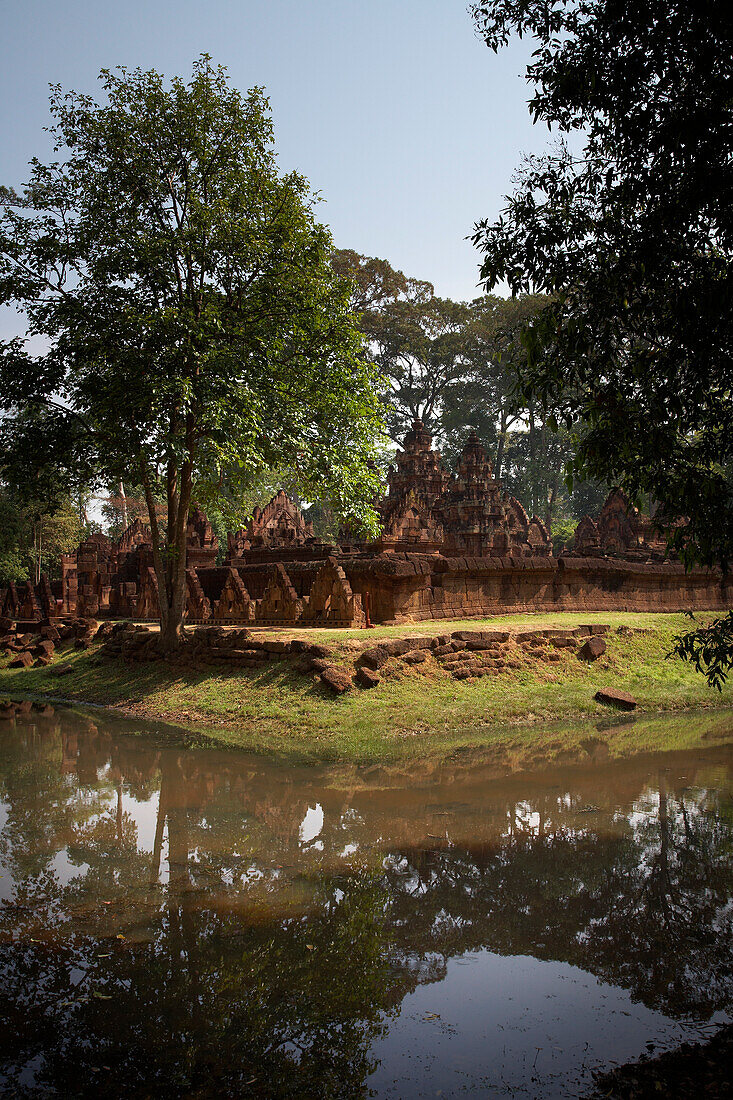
xmin=1 ymin=610 xmax=731 ymax=764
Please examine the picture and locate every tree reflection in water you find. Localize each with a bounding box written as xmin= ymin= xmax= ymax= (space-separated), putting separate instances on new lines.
xmin=0 ymin=705 xmax=731 ymax=1097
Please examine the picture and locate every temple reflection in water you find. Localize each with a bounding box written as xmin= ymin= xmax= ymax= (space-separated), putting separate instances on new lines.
xmin=1 ymin=704 xmax=732 ymax=1097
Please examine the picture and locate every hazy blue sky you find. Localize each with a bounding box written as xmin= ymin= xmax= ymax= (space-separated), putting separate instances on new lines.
xmin=1 ymin=0 xmax=549 ymax=320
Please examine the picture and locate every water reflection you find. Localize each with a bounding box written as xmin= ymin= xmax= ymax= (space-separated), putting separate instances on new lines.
xmin=0 ymin=704 xmax=732 ymax=1097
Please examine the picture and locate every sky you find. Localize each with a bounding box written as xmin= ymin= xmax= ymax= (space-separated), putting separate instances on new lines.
xmin=0 ymin=0 xmax=551 ymax=343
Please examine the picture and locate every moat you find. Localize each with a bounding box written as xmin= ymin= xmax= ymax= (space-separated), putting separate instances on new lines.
xmin=1 ymin=704 xmax=732 ymax=1097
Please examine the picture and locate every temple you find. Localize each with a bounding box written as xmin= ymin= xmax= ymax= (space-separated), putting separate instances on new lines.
xmin=2 ymin=421 xmax=730 ymax=626
xmin=570 ymin=489 xmax=671 ymax=561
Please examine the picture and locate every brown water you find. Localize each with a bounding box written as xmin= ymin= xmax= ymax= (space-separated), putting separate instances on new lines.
xmin=0 ymin=702 xmax=732 ymax=1098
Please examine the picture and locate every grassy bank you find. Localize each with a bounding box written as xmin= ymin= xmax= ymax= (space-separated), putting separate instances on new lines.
xmin=2 ymin=611 xmax=732 ymax=764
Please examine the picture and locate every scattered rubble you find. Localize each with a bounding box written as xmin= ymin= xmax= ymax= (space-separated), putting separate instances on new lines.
xmin=0 ymin=615 xmax=105 ymax=670
xmin=594 ymin=687 xmax=637 ymax=710
xmin=8 ymin=652 xmax=34 ymax=669
xmin=355 ymin=666 xmax=380 ymax=689
xmin=319 ymin=666 xmax=353 ymax=695
xmin=0 ymin=614 xmax=645 ymax=710
xmin=403 ymin=650 xmax=428 ymax=665
xmin=579 ymin=636 xmax=607 ymax=661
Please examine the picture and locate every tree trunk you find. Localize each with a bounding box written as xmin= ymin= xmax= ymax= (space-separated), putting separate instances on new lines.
xmin=150 ymin=781 xmax=167 ymax=885
xmin=35 ymin=522 xmax=41 ymax=585
xmin=545 ymin=469 xmax=559 ymax=531
xmin=116 ymin=777 xmax=123 ymax=844
xmin=528 ymin=402 xmax=538 ymax=515
xmin=139 ymin=452 xmax=192 ymax=655
xmin=157 ymin=501 xmax=190 ymax=654
xmin=495 ymin=410 xmax=508 ymax=481
xmin=159 ymin=561 xmax=187 ymax=653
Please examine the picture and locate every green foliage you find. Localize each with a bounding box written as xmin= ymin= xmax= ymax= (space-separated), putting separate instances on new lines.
xmin=335 ymin=250 xmax=606 ymax=531
xmin=0 ymin=408 xmax=93 ymax=521
xmin=334 ymin=248 xmax=468 ymax=444
xmin=471 ymin=0 xmax=733 ymax=682
xmin=0 ymin=491 xmax=26 ymax=583
xmin=550 ymin=516 xmax=577 ymax=557
xmin=99 ymin=484 xmax=164 ymax=541
xmin=0 ymin=484 xmax=90 ymax=585
xmin=0 ymin=548 xmax=28 ymax=587
xmin=498 ymin=419 xmax=607 ymax=533
xmin=440 ymin=293 xmax=544 ymax=473
xmin=672 ymin=613 xmax=733 ymax=692
xmin=0 ymin=408 xmax=97 ymax=583
xmin=0 ymin=58 xmax=385 ymax=642
xmin=303 ymin=500 xmax=341 ymax=543
xmin=568 ymin=478 xmax=609 ymax=524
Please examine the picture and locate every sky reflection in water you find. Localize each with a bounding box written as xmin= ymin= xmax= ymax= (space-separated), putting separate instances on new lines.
xmin=0 ymin=703 xmax=732 ymax=1098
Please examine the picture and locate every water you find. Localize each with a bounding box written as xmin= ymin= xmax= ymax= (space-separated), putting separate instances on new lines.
xmin=0 ymin=702 xmax=732 ymax=1098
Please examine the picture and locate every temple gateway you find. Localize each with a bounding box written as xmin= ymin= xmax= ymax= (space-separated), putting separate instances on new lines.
xmin=2 ymin=422 xmax=730 ymax=626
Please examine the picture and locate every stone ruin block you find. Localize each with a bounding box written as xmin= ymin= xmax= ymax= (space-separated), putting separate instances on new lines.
xmin=186 ymin=503 xmax=219 ymax=568
xmin=574 ymin=515 xmax=602 ymax=556
xmin=212 ymin=567 xmax=252 ymax=622
xmin=256 ymin=563 xmax=303 ymax=624
xmin=37 ymin=574 xmax=60 ymax=619
xmin=117 ymin=517 xmax=151 ymax=553
xmin=184 ymin=569 xmax=212 ymax=621
xmin=137 ymin=567 xmax=160 ymax=619
xmin=16 ymin=582 xmax=42 ymax=621
xmin=303 ymin=557 xmax=365 ymax=627
xmin=228 ymin=490 xmax=315 ymax=556
xmin=9 ymin=650 xmax=34 ymax=669
xmin=1 ymin=583 xmax=20 ymax=620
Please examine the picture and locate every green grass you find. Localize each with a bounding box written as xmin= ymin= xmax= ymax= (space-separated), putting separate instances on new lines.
xmin=1 ymin=611 xmax=732 ymax=765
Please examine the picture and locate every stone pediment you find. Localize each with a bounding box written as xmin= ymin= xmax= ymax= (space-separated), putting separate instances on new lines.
xmin=228 ymin=490 xmax=314 ymax=557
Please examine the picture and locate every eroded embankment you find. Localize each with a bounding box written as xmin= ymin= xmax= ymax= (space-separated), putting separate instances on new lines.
xmin=2 ymin=611 xmax=732 ymax=764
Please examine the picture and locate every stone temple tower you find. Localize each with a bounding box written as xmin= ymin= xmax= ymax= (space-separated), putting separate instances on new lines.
xmin=436 ymin=431 xmax=507 ymax=555
xmin=377 ymin=419 xmax=448 ymax=550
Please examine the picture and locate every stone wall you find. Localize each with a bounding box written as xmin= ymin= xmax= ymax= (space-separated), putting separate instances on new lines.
xmin=3 ymin=543 xmax=730 ymax=629
xmin=2 ymin=423 xmax=731 ymax=628
xmin=342 ymin=553 xmax=731 ymax=623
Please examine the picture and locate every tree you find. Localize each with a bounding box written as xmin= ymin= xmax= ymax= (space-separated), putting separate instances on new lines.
xmin=471 ymin=0 xmax=733 ymax=685
xmin=331 ymin=248 xmax=416 ymax=319
xmin=374 ymin=292 xmax=471 ymax=445
xmin=0 ymin=59 xmax=383 ymax=650
xmin=0 ymin=409 xmax=94 ymax=584
xmin=333 ymin=251 xmax=605 ymax=532
xmin=501 ymin=414 xmax=575 ymax=530
xmin=440 ymin=294 xmax=607 ymax=534
xmin=333 ymin=249 xmax=470 ymax=444
xmin=0 ymin=488 xmax=93 ymax=585
xmin=100 ymin=482 xmax=165 ymax=542
xmin=441 ymin=293 xmax=546 ymax=478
